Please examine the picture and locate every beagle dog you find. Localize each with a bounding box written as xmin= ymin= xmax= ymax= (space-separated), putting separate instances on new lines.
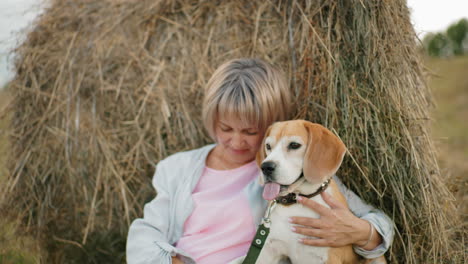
xmin=253 ymin=120 xmax=385 ymax=264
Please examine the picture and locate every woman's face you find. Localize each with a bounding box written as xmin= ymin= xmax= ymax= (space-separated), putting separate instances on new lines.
xmin=214 ymin=115 xmax=265 ymax=166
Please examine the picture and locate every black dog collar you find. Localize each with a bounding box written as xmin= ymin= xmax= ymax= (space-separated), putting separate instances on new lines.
xmin=275 ymin=177 xmax=332 ymax=205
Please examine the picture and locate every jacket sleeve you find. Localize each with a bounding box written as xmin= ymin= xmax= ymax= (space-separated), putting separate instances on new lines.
xmin=126 ymin=161 xmax=179 ymax=264
xmin=333 ymin=176 xmax=395 ymax=259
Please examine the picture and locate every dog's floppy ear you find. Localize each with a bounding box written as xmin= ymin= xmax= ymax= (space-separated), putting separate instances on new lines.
xmin=303 ymin=121 xmax=346 ymax=184
xmin=256 ymin=125 xmax=273 ymax=185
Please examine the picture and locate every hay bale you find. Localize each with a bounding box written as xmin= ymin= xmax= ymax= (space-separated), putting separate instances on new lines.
xmin=1 ymin=0 xmax=462 ymax=262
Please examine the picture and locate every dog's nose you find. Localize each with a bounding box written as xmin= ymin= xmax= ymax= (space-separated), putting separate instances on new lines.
xmin=261 ymin=161 xmax=276 ymax=177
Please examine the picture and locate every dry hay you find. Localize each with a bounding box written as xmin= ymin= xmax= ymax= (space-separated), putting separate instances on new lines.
xmin=1 ymin=0 xmax=463 ymax=262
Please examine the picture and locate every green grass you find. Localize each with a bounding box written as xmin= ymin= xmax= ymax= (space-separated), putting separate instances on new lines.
xmin=0 ymin=218 xmax=42 ymax=264
xmin=424 ymin=55 xmax=468 ymax=217
xmin=427 ymin=56 xmax=468 ymax=148
xmin=0 ymin=253 xmax=35 ymax=264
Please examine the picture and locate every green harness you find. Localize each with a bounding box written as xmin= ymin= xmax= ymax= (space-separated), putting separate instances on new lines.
xmin=241 ymin=200 xmax=276 ymax=264
xmin=241 ymin=178 xmax=332 ymax=263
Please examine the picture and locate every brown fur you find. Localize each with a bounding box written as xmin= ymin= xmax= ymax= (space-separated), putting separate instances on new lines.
xmin=259 ymin=120 xmax=386 ymax=264
xmin=327 ymin=181 xmax=359 ymax=264
xmin=329 ymin=180 xmax=348 ymax=209
xmin=302 ymin=121 xmax=347 ymax=185
xmin=258 ymin=120 xmax=347 ymax=185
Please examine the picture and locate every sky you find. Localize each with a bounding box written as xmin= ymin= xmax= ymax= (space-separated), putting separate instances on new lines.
xmin=0 ymin=0 xmax=45 ymax=88
xmin=0 ymin=0 xmax=467 ymax=88
xmin=407 ymin=0 xmax=468 ymax=38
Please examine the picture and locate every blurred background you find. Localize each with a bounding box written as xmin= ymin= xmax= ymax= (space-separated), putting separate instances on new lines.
xmin=0 ymin=0 xmax=466 ymax=262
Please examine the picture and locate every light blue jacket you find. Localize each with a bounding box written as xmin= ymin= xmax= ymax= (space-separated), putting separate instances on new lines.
xmin=126 ymin=144 xmax=394 ymax=263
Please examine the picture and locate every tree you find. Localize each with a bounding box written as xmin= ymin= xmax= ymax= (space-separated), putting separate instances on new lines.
xmin=423 ymin=18 xmax=468 ymax=57
xmin=446 ymin=18 xmax=468 ymax=55
xmin=426 ymin=33 xmax=450 ymax=57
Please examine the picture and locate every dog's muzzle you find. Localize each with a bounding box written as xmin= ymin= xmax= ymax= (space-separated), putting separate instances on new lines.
xmin=261 ymin=161 xmax=276 ymax=181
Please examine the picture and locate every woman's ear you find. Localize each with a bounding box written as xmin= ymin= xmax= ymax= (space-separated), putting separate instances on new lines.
xmin=256 ymin=125 xmax=272 ymax=185
xmin=302 ymin=121 xmax=346 ymax=184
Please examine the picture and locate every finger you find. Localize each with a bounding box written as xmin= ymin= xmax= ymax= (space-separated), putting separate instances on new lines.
xmin=291 ymin=226 xmax=325 ymax=238
xmin=297 ymin=196 xmax=331 ymax=216
xmin=321 ymin=191 xmax=345 ymax=209
xmin=289 ymin=217 xmax=324 ymax=228
xmin=299 ymin=238 xmax=330 ymax=247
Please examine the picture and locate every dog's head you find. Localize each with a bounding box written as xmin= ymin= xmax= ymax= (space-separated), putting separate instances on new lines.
xmin=257 ymin=120 xmax=346 ymax=200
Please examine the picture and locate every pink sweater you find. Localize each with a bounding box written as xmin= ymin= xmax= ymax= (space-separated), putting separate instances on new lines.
xmin=176 ymin=161 xmax=259 ymax=263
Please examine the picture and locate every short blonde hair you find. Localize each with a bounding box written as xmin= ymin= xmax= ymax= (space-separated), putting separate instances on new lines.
xmin=202 ymin=58 xmax=292 ymax=141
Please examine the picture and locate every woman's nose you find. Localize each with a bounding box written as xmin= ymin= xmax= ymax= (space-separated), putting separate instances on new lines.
xmin=231 ymin=133 xmax=245 ymax=148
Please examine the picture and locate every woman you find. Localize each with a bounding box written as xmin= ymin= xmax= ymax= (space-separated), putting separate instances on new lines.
xmin=126 ymin=58 xmax=394 ymax=264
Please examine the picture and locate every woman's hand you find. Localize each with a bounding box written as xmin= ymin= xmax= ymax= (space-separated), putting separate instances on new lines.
xmin=289 ymin=191 xmax=382 ymax=250
xmin=172 ymin=256 xmax=183 ymax=264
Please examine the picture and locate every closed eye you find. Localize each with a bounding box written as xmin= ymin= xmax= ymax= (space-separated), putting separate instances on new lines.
xmin=245 ymin=130 xmax=258 ymax=136
xmin=288 ymin=142 xmax=301 ymax=150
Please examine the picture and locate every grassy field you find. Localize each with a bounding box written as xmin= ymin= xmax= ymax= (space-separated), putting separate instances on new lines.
xmin=0 ymin=55 xmax=466 ymax=262
xmin=424 ymin=55 xmax=468 ymax=218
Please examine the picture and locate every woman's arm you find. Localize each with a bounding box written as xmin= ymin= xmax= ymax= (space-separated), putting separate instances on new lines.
xmin=126 ymin=161 xmax=180 ymax=264
xmin=289 ymin=177 xmax=394 ymax=258
xmin=351 ymin=217 xmax=383 ymax=251
xmin=289 ymin=194 xmax=380 ymax=247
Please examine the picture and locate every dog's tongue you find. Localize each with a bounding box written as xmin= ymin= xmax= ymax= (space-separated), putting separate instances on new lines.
xmin=263 ymin=182 xmax=281 ymax=201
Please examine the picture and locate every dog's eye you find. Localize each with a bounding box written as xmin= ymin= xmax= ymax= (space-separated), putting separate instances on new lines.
xmin=288 ymin=142 xmax=301 ymax=150
xmin=265 ymin=143 xmax=271 ymax=151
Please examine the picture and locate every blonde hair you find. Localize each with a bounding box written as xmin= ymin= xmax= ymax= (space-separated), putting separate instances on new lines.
xmin=202 ymin=58 xmax=292 ymax=141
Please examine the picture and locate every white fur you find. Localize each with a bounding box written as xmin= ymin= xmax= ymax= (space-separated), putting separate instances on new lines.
xmin=255 ymin=189 xmax=333 ymax=264
xmin=231 ymin=127 xmax=386 ymax=264
xmin=263 ymin=136 xmax=305 ymax=185
xmin=227 ymin=189 xmax=332 ymax=264
xmin=255 ymin=134 xmax=336 ymax=263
